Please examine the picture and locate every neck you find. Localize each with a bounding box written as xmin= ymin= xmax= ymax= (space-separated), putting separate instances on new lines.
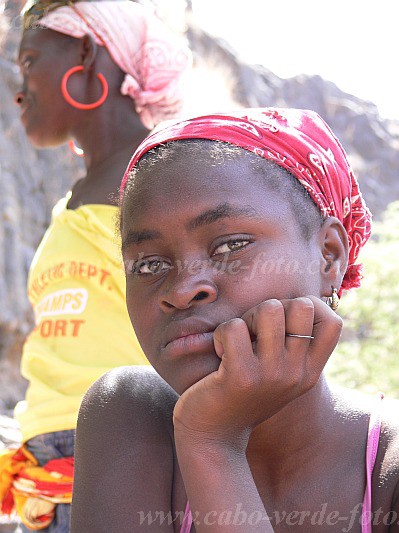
xmin=72 ymin=98 xmax=150 ymax=175
xmin=244 ymin=377 xmax=371 ymax=504
xmin=246 ymin=376 xmax=338 ymax=469
xmin=66 ymin=100 xmax=150 ymax=207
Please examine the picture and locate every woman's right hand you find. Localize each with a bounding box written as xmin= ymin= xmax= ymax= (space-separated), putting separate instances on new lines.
xmin=173 ymin=295 xmax=343 ymax=449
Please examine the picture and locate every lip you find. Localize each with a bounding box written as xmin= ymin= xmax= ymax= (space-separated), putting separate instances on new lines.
xmin=162 ymin=331 xmax=215 ymax=359
xmin=161 ymin=319 xmax=218 ymax=359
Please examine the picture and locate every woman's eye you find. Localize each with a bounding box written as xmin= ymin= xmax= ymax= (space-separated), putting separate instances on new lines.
xmin=213 ymin=239 xmax=250 ymax=255
xmin=133 ymin=259 xmax=171 ymax=275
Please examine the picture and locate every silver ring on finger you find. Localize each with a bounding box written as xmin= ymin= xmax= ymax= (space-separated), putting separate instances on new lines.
xmin=285 ymin=333 xmax=314 ymax=339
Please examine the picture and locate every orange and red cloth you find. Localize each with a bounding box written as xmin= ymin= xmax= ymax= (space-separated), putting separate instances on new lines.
xmin=0 ymin=446 xmax=73 ymax=530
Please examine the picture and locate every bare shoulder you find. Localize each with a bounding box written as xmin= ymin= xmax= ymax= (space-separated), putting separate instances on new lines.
xmin=71 ymin=366 xmax=180 ymax=533
xmin=76 ymin=365 xmax=178 ymax=446
xmin=338 ymin=387 xmax=399 ymax=469
xmin=331 ymin=386 xmax=399 ymax=530
xmin=79 ymin=365 xmax=178 ymax=422
xmin=372 ymin=396 xmax=399 ymax=532
xmin=379 ymin=397 xmax=399 ymax=496
xmin=380 ymin=395 xmax=399 ymax=451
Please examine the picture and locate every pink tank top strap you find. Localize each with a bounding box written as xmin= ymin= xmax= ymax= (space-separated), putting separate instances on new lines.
xmin=180 ymin=500 xmax=193 ymax=533
xmin=361 ymin=392 xmax=384 ymax=533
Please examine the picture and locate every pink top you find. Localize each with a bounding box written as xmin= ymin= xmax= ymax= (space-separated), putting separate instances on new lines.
xmin=180 ymin=501 xmax=193 ymax=533
xmin=361 ymin=392 xmax=384 ymax=532
xmin=180 ymin=393 xmax=384 ymax=533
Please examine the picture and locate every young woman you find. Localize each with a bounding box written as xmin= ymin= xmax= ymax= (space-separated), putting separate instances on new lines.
xmin=1 ymin=1 xmax=190 ymax=530
xmin=71 ymin=108 xmax=399 ymax=532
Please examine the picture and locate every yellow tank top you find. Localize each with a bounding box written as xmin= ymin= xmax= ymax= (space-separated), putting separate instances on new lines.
xmin=15 ymin=194 xmax=149 ymax=442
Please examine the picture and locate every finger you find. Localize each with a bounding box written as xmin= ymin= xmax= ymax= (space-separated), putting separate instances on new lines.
xmin=280 ymin=297 xmax=315 ymax=349
xmin=240 ymin=299 xmax=285 ymax=360
xmin=213 ymin=318 xmax=254 ymax=373
xmin=303 ymin=295 xmax=343 ymax=382
xmin=265 ymin=297 xmax=315 ymax=387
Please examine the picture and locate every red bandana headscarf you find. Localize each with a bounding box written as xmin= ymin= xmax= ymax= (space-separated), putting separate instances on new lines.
xmin=120 ymin=108 xmax=372 ymax=293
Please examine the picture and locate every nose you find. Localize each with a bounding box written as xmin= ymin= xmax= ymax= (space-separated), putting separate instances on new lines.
xmin=14 ymin=89 xmax=25 ymax=106
xmin=160 ymin=270 xmax=218 ymax=312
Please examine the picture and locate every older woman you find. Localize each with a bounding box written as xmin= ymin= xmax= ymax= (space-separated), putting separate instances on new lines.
xmin=0 ymin=1 xmax=191 ymax=530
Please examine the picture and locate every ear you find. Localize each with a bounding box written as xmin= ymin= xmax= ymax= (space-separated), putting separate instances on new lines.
xmin=317 ymin=216 xmax=349 ymax=296
xmin=79 ymin=34 xmax=98 ymax=70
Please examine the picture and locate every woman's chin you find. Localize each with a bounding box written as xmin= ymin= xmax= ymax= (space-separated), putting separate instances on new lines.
xmin=167 ymin=353 xmax=221 ymax=396
xmin=24 ymin=129 xmax=51 ymax=149
xmin=23 ymin=122 xmax=66 ymax=149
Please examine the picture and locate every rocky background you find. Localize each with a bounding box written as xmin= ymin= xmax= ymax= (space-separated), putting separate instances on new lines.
xmin=1 ymin=1 xmax=399 ymax=528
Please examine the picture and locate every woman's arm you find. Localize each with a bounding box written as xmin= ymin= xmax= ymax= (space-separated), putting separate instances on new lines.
xmin=173 ymin=297 xmax=342 ymax=532
xmin=71 ymin=366 xmax=180 ymax=533
xmin=175 ymin=433 xmax=273 ymax=532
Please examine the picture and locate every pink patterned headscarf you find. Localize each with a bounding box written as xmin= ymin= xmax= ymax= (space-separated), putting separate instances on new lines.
xmin=120 ymin=108 xmax=372 ymax=293
xmin=37 ymin=1 xmax=192 ymax=129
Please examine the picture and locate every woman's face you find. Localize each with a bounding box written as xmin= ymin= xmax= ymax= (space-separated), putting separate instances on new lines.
xmin=121 ymin=151 xmax=324 ymax=394
xmin=15 ymin=28 xmax=78 ymax=147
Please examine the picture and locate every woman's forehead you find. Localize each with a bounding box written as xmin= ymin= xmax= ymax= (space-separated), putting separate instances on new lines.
xmin=122 ymin=152 xmax=294 ymax=233
xmin=126 ymin=150 xmax=257 ymax=206
xmin=20 ymin=26 xmax=50 ymax=44
xmin=19 ymin=26 xmax=72 ymax=53
xmin=135 ymin=145 xmax=263 ymax=188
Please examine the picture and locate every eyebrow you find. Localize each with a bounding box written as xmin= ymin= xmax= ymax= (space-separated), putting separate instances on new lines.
xmin=122 ymin=203 xmax=263 ymax=251
xmin=17 ymin=49 xmax=25 ymax=63
xmin=122 ymin=229 xmax=162 ymax=251
xmin=187 ymin=203 xmax=262 ymax=230
xmin=17 ymin=46 xmax=34 ymax=63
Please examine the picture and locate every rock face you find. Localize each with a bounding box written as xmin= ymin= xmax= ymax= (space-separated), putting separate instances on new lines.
xmin=0 ymin=518 xmax=21 ymax=533
xmin=186 ymin=24 xmax=399 ymax=217
xmin=0 ymin=415 xmax=22 ymax=532
xmin=1 ymin=0 xmax=399 ymax=415
xmin=0 ymin=414 xmax=21 ymax=448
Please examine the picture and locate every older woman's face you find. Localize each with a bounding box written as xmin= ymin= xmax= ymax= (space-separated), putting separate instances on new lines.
xmin=121 ymin=152 xmax=324 ymax=394
xmin=15 ymin=28 xmax=78 ymax=147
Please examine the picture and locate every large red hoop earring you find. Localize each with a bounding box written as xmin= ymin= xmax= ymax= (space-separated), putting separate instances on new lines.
xmin=61 ymin=66 xmax=108 ymax=110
